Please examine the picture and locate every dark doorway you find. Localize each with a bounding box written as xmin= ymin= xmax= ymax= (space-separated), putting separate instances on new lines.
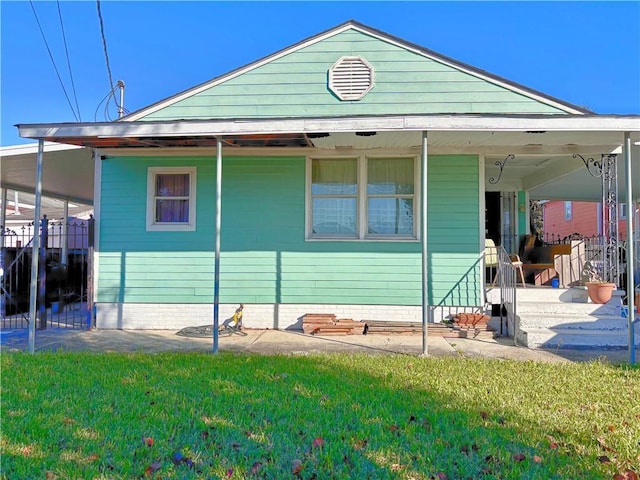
xmin=485 ymin=192 xmax=501 ymax=246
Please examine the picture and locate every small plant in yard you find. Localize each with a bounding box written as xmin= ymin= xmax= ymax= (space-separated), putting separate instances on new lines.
xmin=1 ymin=352 xmax=638 ymax=479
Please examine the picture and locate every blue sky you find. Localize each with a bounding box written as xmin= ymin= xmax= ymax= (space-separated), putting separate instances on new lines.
xmin=1 ymin=1 xmax=639 ymax=146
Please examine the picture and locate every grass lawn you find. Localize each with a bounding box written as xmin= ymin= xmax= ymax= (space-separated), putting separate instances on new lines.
xmin=1 ymin=353 xmax=638 ymax=479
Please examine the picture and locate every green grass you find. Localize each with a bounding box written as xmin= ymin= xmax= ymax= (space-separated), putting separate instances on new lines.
xmin=1 ymin=353 xmax=638 ymax=479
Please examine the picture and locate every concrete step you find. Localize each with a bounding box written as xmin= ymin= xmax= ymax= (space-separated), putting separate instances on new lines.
xmin=516 ymin=327 xmax=639 ymax=349
xmin=519 ymin=287 xmax=590 ymax=303
xmin=487 ymin=287 xmax=589 ymax=304
xmin=517 ymin=301 xmax=622 ymax=316
xmin=517 ymin=314 xmax=629 ymax=330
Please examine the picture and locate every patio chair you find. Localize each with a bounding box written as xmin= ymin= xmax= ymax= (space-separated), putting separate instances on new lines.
xmin=485 ymin=238 xmax=499 ymax=285
xmin=485 ymin=238 xmax=526 ymax=288
xmin=509 ymin=254 xmax=527 ymax=288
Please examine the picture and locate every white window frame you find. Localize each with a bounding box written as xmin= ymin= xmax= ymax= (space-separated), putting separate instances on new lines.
xmin=564 ymin=201 xmax=573 ymax=221
xmin=305 ymin=155 xmax=420 ymax=241
xmin=146 ymin=167 xmax=197 ymax=232
xmin=619 ymin=203 xmax=627 ymax=220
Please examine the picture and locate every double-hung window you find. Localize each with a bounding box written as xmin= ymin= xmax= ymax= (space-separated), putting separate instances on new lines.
xmin=146 ymin=167 xmax=196 ymax=231
xmin=564 ymin=201 xmax=573 ymax=221
xmin=308 ymin=156 xmax=417 ymax=240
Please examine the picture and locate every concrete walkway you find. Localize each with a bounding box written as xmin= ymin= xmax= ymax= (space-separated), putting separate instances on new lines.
xmin=1 ymin=327 xmax=637 ymax=363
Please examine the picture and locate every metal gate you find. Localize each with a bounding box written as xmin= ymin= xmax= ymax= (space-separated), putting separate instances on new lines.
xmin=1 ymin=216 xmax=94 ymax=330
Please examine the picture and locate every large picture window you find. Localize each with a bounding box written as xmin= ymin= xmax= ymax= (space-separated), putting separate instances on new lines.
xmin=146 ymin=167 xmax=196 ymax=231
xmin=308 ymin=156 xmax=418 ymax=240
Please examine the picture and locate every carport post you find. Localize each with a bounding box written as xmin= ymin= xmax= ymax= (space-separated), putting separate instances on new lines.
xmin=421 ymin=131 xmax=429 ymax=356
xmin=0 ymin=188 xmax=6 ymax=239
xmin=213 ymin=137 xmax=223 ymax=354
xmin=0 ymin=189 xmax=5 ymax=320
xmin=623 ymin=132 xmax=635 ymax=365
xmin=28 ymin=140 xmax=44 ymax=353
xmin=61 ymin=201 xmax=69 ymax=266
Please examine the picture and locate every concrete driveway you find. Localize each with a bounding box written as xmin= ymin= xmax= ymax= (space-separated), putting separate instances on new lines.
xmin=1 ymin=327 xmax=637 ymax=363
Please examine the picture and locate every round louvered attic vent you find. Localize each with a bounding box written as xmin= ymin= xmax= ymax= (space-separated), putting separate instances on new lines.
xmin=328 ymin=56 xmax=375 ymax=101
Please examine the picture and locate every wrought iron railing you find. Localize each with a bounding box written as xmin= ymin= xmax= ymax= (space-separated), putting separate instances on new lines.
xmin=539 ymin=233 xmax=638 ymax=289
xmin=485 ymin=244 xmax=516 ymax=337
xmin=1 ymin=216 xmax=93 ymax=330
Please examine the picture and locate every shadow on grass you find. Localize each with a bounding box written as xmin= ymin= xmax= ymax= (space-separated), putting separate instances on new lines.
xmin=2 ymin=352 xmax=637 ymax=479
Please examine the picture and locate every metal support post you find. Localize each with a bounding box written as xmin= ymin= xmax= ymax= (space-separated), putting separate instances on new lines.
xmin=61 ymin=201 xmax=69 ymax=266
xmin=28 ymin=140 xmax=45 ymax=353
xmin=1 ymin=188 xmax=6 ymax=320
xmin=38 ymin=216 xmax=48 ymax=330
xmin=623 ymin=133 xmax=636 ymax=364
xmin=421 ymin=131 xmax=429 ymax=356
xmin=213 ymin=138 xmax=223 ymax=353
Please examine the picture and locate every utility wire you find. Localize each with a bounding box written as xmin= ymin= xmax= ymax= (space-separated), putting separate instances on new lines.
xmin=94 ymin=84 xmax=116 ymax=122
xmin=96 ymin=0 xmax=120 ymax=113
xmin=29 ymin=0 xmax=80 ymax=121
xmin=56 ymin=0 xmax=81 ymax=121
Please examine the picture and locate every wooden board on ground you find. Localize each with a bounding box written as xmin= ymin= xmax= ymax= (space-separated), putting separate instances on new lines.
xmin=302 ymin=314 xmax=365 ymax=335
xmin=363 ymin=321 xmax=456 ymax=337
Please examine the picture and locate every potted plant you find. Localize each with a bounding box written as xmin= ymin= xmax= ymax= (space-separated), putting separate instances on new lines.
xmin=581 ymin=261 xmax=616 ymax=304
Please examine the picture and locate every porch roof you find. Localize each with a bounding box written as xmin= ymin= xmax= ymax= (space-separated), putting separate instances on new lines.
xmin=6 ymin=113 xmax=640 ymax=210
xmin=16 ymin=114 xmax=640 ymax=145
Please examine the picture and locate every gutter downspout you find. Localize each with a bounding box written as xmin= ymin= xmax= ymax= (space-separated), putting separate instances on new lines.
xmin=28 ymin=140 xmax=44 ymax=353
xmin=213 ymin=137 xmax=223 ymax=353
xmin=623 ymin=132 xmax=636 ymax=365
xmin=421 ymin=131 xmax=429 ymax=356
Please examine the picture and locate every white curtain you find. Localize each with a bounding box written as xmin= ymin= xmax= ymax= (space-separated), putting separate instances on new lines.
xmin=312 ymin=159 xmax=357 ymax=235
xmin=367 ymin=159 xmax=414 ymax=235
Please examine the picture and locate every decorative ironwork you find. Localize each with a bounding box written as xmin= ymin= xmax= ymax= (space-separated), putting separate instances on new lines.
xmin=600 ymin=154 xmax=619 ymax=284
xmin=573 ymin=153 xmax=603 ymax=177
xmin=488 ymin=154 xmax=515 ymax=184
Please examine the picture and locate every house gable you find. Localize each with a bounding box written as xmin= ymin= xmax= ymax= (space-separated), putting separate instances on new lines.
xmin=126 ymin=21 xmax=586 ymax=122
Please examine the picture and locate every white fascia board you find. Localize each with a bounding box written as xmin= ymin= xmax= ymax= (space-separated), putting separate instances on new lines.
xmin=0 ymin=142 xmax=82 ymax=156
xmin=99 ymin=145 xmax=624 ymax=158
xmin=17 ymin=115 xmax=640 ymax=141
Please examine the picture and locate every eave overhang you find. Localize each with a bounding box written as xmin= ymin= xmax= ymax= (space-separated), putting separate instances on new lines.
xmin=17 ymin=114 xmax=640 ymax=150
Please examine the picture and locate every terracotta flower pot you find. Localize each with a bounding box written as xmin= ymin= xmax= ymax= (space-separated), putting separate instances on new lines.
xmin=585 ymin=282 xmax=616 ymax=304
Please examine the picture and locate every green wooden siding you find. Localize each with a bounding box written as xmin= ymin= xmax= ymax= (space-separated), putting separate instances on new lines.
xmin=518 ymin=191 xmax=527 ymax=239
xmin=139 ymin=29 xmax=567 ymax=121
xmin=98 ymin=155 xmax=480 ymax=306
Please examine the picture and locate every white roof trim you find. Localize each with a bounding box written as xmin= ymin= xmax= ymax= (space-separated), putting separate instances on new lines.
xmin=124 ymin=24 xmax=358 ymax=121
xmin=345 ymin=25 xmax=587 ymax=115
xmin=123 ymin=22 xmax=586 ymax=122
xmin=0 ymin=142 xmax=82 ymax=156
xmin=18 ymin=115 xmax=640 ymax=141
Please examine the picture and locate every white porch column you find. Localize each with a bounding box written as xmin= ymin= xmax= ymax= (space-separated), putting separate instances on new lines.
xmin=421 ymin=131 xmax=429 ymax=356
xmin=623 ymin=132 xmax=635 ymax=365
xmin=28 ymin=140 xmax=45 ymax=353
xmin=61 ymin=200 xmax=69 ymax=266
xmin=213 ymin=137 xmax=223 ymax=353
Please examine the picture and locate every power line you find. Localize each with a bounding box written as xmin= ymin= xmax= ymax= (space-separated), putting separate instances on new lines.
xmin=56 ymin=0 xmax=81 ymax=121
xmin=96 ymin=0 xmax=118 ymax=110
xmin=28 ymin=0 xmax=80 ymax=121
